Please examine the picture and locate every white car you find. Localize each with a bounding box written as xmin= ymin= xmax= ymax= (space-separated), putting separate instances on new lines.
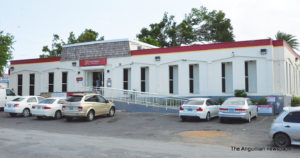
xmin=219 ymin=97 xmax=258 ymax=123
xmin=270 ymin=107 xmax=300 ymax=147
xmin=0 ymin=88 xmax=18 ymax=111
xmin=31 ymin=98 xmax=66 ymax=119
xmin=179 ymin=98 xmax=220 ymax=121
xmin=4 ymin=96 xmax=44 ymax=117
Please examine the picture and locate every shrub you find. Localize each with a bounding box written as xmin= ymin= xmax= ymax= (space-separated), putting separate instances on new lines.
xmin=234 ymin=89 xmax=247 ymax=97
xmin=291 ymin=96 xmax=300 ymax=107
xmin=216 ymin=97 xmax=225 ymax=105
xmin=257 ymin=97 xmax=268 ymax=105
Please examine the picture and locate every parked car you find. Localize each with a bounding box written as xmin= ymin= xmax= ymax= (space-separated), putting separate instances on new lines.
xmin=31 ymin=98 xmax=66 ymax=119
xmin=219 ymin=97 xmax=258 ymax=123
xmin=62 ymin=93 xmax=115 ymax=121
xmin=179 ymin=98 xmax=219 ymax=121
xmin=0 ymin=88 xmax=18 ymax=111
xmin=4 ymin=96 xmax=45 ymax=117
xmin=270 ymin=107 xmax=300 ymax=147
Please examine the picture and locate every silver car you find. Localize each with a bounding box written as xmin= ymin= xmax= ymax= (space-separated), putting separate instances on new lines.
xmin=270 ymin=107 xmax=300 ymax=147
xmin=219 ymin=97 xmax=258 ymax=123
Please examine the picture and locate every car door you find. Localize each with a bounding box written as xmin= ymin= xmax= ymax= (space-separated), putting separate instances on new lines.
xmin=247 ymin=99 xmax=256 ymax=116
xmin=98 ymin=96 xmax=110 ymax=114
xmin=84 ymin=95 xmax=101 ymax=115
xmin=208 ymin=100 xmax=218 ymax=117
xmin=282 ymin=111 xmax=300 ymax=142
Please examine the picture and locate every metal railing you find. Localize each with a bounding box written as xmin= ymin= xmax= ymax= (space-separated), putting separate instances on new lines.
xmin=87 ymin=87 xmax=187 ymax=110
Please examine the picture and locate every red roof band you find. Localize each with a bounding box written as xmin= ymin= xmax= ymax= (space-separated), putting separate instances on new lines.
xmin=11 ymin=57 xmax=61 ymax=65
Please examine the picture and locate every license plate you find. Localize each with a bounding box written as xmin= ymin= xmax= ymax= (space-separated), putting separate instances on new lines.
xmin=188 ymin=108 xmax=193 ymax=111
xmin=229 ymin=109 xmax=235 ymax=112
xmin=69 ymin=107 xmax=73 ymax=110
xmin=38 ymin=107 xmax=41 ymax=109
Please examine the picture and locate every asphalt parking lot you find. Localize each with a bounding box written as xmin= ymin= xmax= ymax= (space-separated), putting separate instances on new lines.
xmin=0 ymin=110 xmax=299 ymax=158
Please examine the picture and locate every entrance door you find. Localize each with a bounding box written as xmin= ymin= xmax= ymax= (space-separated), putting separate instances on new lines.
xmin=93 ymin=72 xmax=104 ymax=87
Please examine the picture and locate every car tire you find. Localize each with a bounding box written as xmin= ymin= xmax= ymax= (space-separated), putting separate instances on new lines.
xmin=23 ymin=108 xmax=31 ymax=117
xmin=86 ymin=110 xmax=95 ymax=121
xmin=273 ymin=133 xmax=291 ymax=147
xmin=108 ymin=108 xmax=115 ymax=117
xmin=219 ymin=117 xmax=224 ymax=123
xmin=9 ymin=113 xmax=17 ymax=117
xmin=206 ymin=112 xmax=211 ymax=121
xmin=66 ymin=117 xmax=73 ymax=122
xmin=180 ymin=116 xmax=187 ymax=122
xmin=247 ymin=113 xmax=251 ymax=123
xmin=54 ymin=111 xmax=62 ymax=119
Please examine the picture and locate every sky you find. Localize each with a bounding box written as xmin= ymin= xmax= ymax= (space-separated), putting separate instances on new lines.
xmin=1 ymin=0 xmax=300 ymax=61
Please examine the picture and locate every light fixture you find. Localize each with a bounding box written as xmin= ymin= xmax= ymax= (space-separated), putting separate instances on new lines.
xmin=155 ymin=56 xmax=161 ymax=61
xmin=10 ymin=67 xmax=14 ymax=71
xmin=260 ymin=49 xmax=267 ymax=55
xmin=72 ymin=62 xmax=77 ymax=67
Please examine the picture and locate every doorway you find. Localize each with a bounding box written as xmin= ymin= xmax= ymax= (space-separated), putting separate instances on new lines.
xmin=93 ymin=72 xmax=104 ymax=87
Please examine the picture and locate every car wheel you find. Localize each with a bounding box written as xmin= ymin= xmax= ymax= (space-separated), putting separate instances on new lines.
xmin=180 ymin=116 xmax=186 ymax=122
xmin=206 ymin=112 xmax=211 ymax=121
xmin=54 ymin=111 xmax=62 ymax=119
xmin=108 ymin=108 xmax=115 ymax=117
xmin=9 ymin=113 xmax=17 ymax=117
xmin=247 ymin=113 xmax=251 ymax=123
xmin=66 ymin=117 xmax=73 ymax=122
xmin=23 ymin=109 xmax=31 ymax=117
xmin=273 ymin=133 xmax=291 ymax=147
xmin=86 ymin=110 xmax=95 ymax=121
xmin=219 ymin=117 xmax=224 ymax=123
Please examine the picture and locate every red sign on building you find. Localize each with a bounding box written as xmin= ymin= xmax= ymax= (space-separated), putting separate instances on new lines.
xmin=79 ymin=58 xmax=107 ymax=67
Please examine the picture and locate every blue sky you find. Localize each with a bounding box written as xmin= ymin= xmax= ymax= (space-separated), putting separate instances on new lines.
xmin=1 ymin=0 xmax=300 ymax=60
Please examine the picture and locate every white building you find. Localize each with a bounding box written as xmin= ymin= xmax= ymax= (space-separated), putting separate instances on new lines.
xmin=8 ymin=38 xmax=300 ymax=112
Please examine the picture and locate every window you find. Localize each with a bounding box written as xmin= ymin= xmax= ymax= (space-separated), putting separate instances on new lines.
xmin=37 ymin=97 xmax=44 ymax=103
xmin=221 ymin=63 xmax=226 ymax=93
xmin=57 ymin=99 xmax=66 ymax=104
xmin=66 ymin=95 xmax=83 ymax=102
xmin=284 ymin=112 xmax=300 ymax=123
xmin=189 ymin=65 xmax=194 ymax=93
xmin=97 ymin=95 xmax=107 ymax=103
xmin=140 ymin=67 xmax=149 ymax=92
xmin=123 ymin=69 xmax=129 ymax=90
xmin=169 ymin=66 xmax=174 ymax=94
xmin=6 ymin=89 xmax=16 ymax=96
xmin=62 ymin=72 xmax=68 ymax=92
xmin=17 ymin=74 xmax=22 ymax=96
xmin=27 ymin=97 xmax=37 ymax=103
xmin=29 ymin=74 xmax=35 ymax=95
xmin=85 ymin=95 xmax=99 ymax=102
xmin=245 ymin=62 xmax=249 ymax=92
xmin=48 ymin=72 xmax=54 ymax=92
xmin=185 ymin=100 xmax=204 ymax=105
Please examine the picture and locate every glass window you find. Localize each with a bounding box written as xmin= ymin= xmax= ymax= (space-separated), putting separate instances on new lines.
xmin=222 ymin=99 xmax=246 ymax=106
xmin=284 ymin=112 xmax=300 ymax=123
xmin=27 ymin=97 xmax=37 ymax=103
xmin=18 ymin=74 xmax=22 ymax=96
xmin=123 ymin=69 xmax=129 ymax=90
xmin=58 ymin=99 xmax=66 ymax=104
xmin=97 ymin=95 xmax=106 ymax=103
xmin=29 ymin=74 xmax=35 ymax=95
xmin=66 ymin=95 xmax=83 ymax=102
xmin=48 ymin=72 xmax=54 ymax=92
xmin=62 ymin=72 xmax=68 ymax=92
xmin=6 ymin=89 xmax=16 ymax=96
xmin=12 ymin=97 xmax=25 ymax=102
xmin=85 ymin=95 xmax=99 ymax=102
xmin=40 ymin=99 xmax=56 ymax=104
xmin=185 ymin=100 xmax=204 ymax=105
xmin=37 ymin=97 xmax=45 ymax=103
xmin=189 ymin=65 xmax=194 ymax=93
xmin=169 ymin=66 xmax=174 ymax=94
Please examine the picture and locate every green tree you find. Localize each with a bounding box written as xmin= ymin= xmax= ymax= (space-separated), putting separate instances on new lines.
xmin=0 ymin=30 xmax=14 ymax=76
xmin=137 ymin=6 xmax=234 ymax=47
xmin=275 ymin=31 xmax=299 ymax=50
xmin=40 ymin=29 xmax=104 ymax=58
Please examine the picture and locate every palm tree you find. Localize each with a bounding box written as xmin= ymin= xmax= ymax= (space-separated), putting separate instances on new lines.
xmin=275 ymin=31 xmax=299 ymax=50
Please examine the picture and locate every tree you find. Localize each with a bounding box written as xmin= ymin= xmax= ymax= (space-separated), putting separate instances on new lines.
xmin=136 ymin=6 xmax=234 ymax=47
xmin=40 ymin=29 xmax=104 ymax=58
xmin=275 ymin=31 xmax=299 ymax=50
xmin=0 ymin=30 xmax=14 ymax=76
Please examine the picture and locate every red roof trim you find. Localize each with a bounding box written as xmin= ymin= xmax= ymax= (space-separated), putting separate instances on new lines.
xmin=10 ymin=57 xmax=61 ymax=65
xmin=131 ymin=39 xmax=278 ymax=56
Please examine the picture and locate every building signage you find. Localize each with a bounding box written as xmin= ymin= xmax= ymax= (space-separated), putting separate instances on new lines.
xmin=257 ymin=105 xmax=273 ymax=114
xmin=266 ymin=96 xmax=276 ymax=103
xmin=76 ymin=77 xmax=83 ymax=82
xmin=79 ymin=58 xmax=107 ymax=67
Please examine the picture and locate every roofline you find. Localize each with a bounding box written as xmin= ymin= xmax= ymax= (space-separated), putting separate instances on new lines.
xmin=129 ymin=40 xmax=159 ymax=48
xmin=62 ymin=38 xmax=129 ymax=48
xmin=130 ymin=39 xmax=290 ymax=56
xmin=10 ymin=57 xmax=61 ymax=66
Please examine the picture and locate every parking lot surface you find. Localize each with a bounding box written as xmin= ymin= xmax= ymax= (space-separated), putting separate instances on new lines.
xmin=0 ymin=111 xmax=299 ymax=158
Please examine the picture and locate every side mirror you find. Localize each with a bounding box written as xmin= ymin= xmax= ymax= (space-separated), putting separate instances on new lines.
xmin=105 ymin=100 xmax=109 ymax=103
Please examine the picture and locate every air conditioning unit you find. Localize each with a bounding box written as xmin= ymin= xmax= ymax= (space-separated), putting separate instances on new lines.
xmin=260 ymin=49 xmax=267 ymax=55
xmin=155 ymin=56 xmax=161 ymax=61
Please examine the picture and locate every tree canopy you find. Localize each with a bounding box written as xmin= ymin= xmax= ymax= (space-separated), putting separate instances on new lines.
xmin=40 ymin=29 xmax=104 ymax=58
xmin=275 ymin=31 xmax=299 ymax=50
xmin=0 ymin=30 xmax=14 ymax=76
xmin=137 ymin=6 xmax=234 ymax=47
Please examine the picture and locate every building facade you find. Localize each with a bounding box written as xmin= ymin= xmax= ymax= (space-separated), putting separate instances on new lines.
xmin=8 ymin=38 xmax=300 ymax=111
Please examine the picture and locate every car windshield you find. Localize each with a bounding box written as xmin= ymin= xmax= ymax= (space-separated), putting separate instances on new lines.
xmin=185 ymin=100 xmax=204 ymax=105
xmin=40 ymin=99 xmax=56 ymax=104
xmin=222 ymin=99 xmax=245 ymax=105
xmin=66 ymin=96 xmax=83 ymax=102
xmin=12 ymin=97 xmax=25 ymax=102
